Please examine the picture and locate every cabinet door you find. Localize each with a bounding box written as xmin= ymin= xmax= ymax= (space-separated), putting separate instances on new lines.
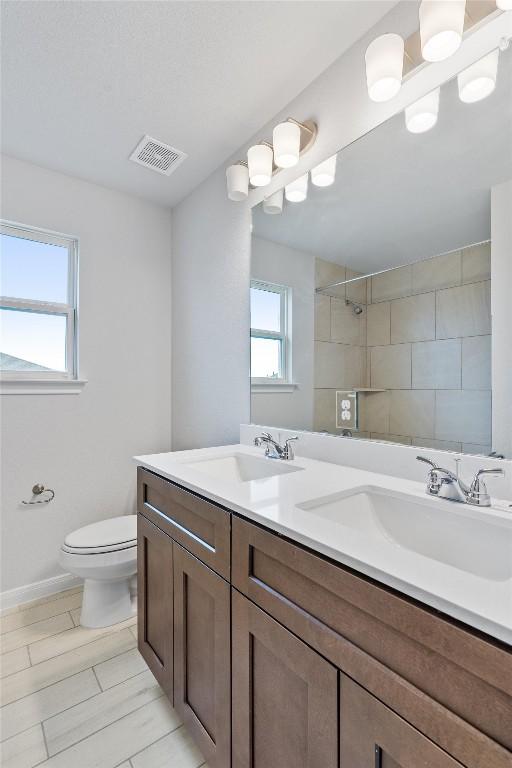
xmin=232 ymin=589 xmax=338 ymax=768
xmin=173 ymin=542 xmax=230 ymax=768
xmin=137 ymin=514 xmax=173 ymax=701
xmin=340 ymin=674 xmax=464 ymax=768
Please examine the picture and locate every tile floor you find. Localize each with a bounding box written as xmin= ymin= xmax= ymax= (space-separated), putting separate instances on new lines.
xmin=0 ymin=587 xmax=207 ymax=768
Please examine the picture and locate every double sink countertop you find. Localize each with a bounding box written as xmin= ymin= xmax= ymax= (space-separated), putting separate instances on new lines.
xmin=134 ymin=443 xmax=512 ymax=646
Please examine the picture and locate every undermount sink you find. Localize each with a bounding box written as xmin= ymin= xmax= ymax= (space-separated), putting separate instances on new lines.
xmin=184 ymin=452 xmax=304 ymax=483
xmin=297 ymin=485 xmax=512 ymax=582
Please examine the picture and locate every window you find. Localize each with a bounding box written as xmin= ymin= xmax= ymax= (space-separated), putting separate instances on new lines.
xmin=0 ymin=222 xmax=78 ymax=382
xmin=250 ymin=280 xmax=290 ymax=384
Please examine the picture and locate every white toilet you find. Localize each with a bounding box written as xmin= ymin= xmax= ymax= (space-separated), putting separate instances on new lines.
xmin=60 ymin=515 xmax=137 ymax=628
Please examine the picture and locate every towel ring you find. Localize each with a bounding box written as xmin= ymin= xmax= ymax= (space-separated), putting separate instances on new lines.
xmin=22 ymin=484 xmax=55 ymax=505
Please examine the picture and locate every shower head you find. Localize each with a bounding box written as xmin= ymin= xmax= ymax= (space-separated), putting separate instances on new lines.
xmin=345 ymin=298 xmax=364 ymax=315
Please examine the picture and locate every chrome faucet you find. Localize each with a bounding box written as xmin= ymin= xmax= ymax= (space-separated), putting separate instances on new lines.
xmin=254 ymin=432 xmax=298 ymax=460
xmin=416 ymin=456 xmax=504 ymax=507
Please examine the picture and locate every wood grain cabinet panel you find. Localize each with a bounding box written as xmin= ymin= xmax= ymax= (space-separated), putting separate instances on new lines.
xmin=232 ymin=589 xmax=338 ymax=768
xmin=137 ymin=514 xmax=173 ymax=702
xmin=340 ymin=674 xmax=463 ymax=768
xmin=137 ymin=467 xmax=230 ymax=579
xmin=173 ymin=542 xmax=230 ymax=768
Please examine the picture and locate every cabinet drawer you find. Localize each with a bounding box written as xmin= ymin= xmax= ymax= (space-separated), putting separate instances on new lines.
xmin=137 ymin=467 xmax=230 ymax=580
xmin=232 ymin=516 xmax=512 ymax=768
xmin=340 ymin=674 xmax=463 ymax=768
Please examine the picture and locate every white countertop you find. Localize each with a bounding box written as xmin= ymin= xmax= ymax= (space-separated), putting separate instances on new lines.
xmin=134 ymin=444 xmax=512 ymax=646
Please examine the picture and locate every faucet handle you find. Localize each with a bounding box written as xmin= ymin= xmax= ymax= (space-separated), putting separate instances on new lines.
xmin=468 ymin=468 xmax=505 ymax=506
xmin=283 ymin=436 xmax=299 ymax=460
xmin=416 ymin=455 xmax=438 ymax=469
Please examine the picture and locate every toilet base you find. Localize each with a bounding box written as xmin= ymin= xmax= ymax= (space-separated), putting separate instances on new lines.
xmin=80 ymin=577 xmax=136 ymax=628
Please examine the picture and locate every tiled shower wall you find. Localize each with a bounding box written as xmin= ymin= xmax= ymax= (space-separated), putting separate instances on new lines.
xmin=313 ymin=242 xmax=492 ymax=454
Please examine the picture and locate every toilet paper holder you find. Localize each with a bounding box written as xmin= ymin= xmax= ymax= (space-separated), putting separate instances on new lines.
xmin=22 ymin=484 xmax=55 ymax=505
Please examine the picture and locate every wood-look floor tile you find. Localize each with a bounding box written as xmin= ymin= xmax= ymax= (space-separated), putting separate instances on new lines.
xmin=1 ymin=629 xmax=136 ymax=706
xmin=0 ymin=723 xmax=47 ymax=768
xmin=1 ymin=613 xmax=74 ymax=655
xmin=0 ymin=594 xmax=83 ymax=636
xmin=1 ymin=669 xmax=99 ymax=742
xmin=29 ymin=616 xmax=137 ymax=665
xmin=0 ymin=647 xmax=31 ymax=679
xmin=0 ymin=588 xmax=83 ymax=619
xmin=39 ymin=696 xmax=180 ymax=768
xmin=44 ymin=670 xmax=165 ymax=756
xmin=94 ymin=648 xmax=148 ymax=691
xmin=69 ymin=608 xmax=81 ymax=627
xmin=130 ymin=725 xmax=204 ymax=768
xmin=129 ymin=625 xmax=137 ymax=641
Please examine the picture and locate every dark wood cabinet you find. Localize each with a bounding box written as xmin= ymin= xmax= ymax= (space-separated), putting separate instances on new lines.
xmin=231 ymin=589 xmax=338 ymax=768
xmin=137 ymin=513 xmax=173 ymax=702
xmin=340 ymin=674 xmax=463 ymax=768
xmin=173 ymin=542 xmax=231 ymax=768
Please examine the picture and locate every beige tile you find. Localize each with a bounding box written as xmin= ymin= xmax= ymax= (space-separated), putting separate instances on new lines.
xmin=1 ymin=629 xmax=136 ymax=706
xmin=436 ymin=281 xmax=491 ymax=339
xmin=370 ymin=433 xmax=413 ymax=446
xmin=389 ymin=390 xmax=435 ymax=439
xmin=1 ymin=589 xmax=82 ymax=618
xmin=1 ymin=669 xmax=99 ymax=742
xmin=412 ymin=339 xmax=461 ymax=390
xmin=412 ymin=251 xmax=461 ymax=294
xmin=0 ymin=647 xmax=30 ymax=679
xmin=391 ymin=293 xmax=435 ymax=344
xmin=29 ymin=616 xmax=136 ymax=665
xmin=462 ymin=443 xmax=492 ymax=456
xmin=315 ymin=342 xmax=365 ymax=389
xmin=370 ymin=344 xmax=411 ymax=389
xmin=1 ymin=613 xmax=73 ymax=655
xmin=413 ymin=438 xmax=462 ymax=452
xmin=359 ymin=392 xmax=390 ymax=434
xmin=70 ymin=608 xmax=81 ymax=627
xmin=345 ymin=270 xmax=367 ymax=305
xmin=39 ymin=696 xmax=180 ymax=768
xmin=371 ymin=265 xmax=412 ymax=303
xmin=314 ymin=294 xmax=331 ymax=341
xmin=313 ymin=389 xmax=337 ymax=433
xmin=129 ymin=625 xmax=138 ymax=641
xmin=315 ymin=258 xmax=345 ymax=296
xmin=462 ymin=242 xmax=491 ymax=284
xmin=131 ymin=724 xmax=204 ymax=768
xmin=462 ymin=335 xmax=491 ymax=390
xmin=0 ymin=594 xmax=83 ymax=637
xmin=366 ymin=302 xmax=390 ymax=347
xmin=94 ymin=648 xmax=148 ymax=691
xmin=435 ymin=390 xmax=492 ymax=444
xmin=44 ymin=670 xmax=164 ymax=756
xmin=0 ymin=724 xmax=46 ymax=768
xmin=330 ymin=298 xmax=366 ymax=346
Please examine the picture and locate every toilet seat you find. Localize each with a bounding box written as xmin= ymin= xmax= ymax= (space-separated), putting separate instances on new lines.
xmin=62 ymin=515 xmax=136 ymax=555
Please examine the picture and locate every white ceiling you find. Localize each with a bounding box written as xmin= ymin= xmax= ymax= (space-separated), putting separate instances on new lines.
xmin=253 ymin=45 xmax=512 ymax=274
xmin=1 ymin=0 xmax=397 ymax=208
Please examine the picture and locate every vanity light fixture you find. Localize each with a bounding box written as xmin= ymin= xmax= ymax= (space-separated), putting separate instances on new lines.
xmin=311 ymin=154 xmax=337 ymax=187
xmin=273 ymin=121 xmax=301 ymax=168
xmin=247 ymin=143 xmax=273 ymax=187
xmin=405 ymin=87 xmax=440 ymax=133
xmin=285 ymin=173 xmax=308 ymax=202
xmin=263 ymin=188 xmax=284 ymax=215
xmin=226 ymin=163 xmax=249 ymax=201
xmin=419 ymin=0 xmax=466 ymax=62
xmin=365 ymin=33 xmax=404 ymax=102
xmin=458 ymin=48 xmax=499 ymax=102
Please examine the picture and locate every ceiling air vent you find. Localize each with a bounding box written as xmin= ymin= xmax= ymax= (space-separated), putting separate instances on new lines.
xmin=129 ymin=135 xmax=187 ymax=176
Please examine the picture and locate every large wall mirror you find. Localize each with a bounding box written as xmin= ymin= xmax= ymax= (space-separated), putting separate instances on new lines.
xmin=250 ymin=46 xmax=512 ymax=458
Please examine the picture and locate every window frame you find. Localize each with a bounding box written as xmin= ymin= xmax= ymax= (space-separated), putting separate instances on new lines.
xmin=250 ymin=279 xmax=290 ymax=386
xmin=0 ymin=220 xmax=79 ymax=383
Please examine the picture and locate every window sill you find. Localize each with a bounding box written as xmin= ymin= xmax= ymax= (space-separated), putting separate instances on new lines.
xmin=0 ymin=378 xmax=88 ymax=395
xmin=251 ymin=382 xmax=298 ymax=394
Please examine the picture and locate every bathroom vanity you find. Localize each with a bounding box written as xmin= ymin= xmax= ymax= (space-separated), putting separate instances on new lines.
xmin=135 ymin=446 xmax=511 ymax=768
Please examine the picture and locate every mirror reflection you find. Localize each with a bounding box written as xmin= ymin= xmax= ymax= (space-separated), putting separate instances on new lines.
xmin=250 ymin=47 xmax=512 ymax=458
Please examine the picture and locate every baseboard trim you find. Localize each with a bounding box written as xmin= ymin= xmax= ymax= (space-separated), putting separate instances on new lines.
xmin=0 ymin=573 xmax=82 ymax=613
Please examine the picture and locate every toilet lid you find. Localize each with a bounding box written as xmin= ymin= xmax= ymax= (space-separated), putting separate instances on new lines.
xmin=64 ymin=516 xmax=137 ymax=551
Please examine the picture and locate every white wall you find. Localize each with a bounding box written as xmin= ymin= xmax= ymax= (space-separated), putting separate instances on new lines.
xmin=1 ymin=155 xmax=172 ymax=594
xmin=251 ymin=237 xmax=314 ymax=430
xmin=491 ymin=179 xmax=512 ymax=459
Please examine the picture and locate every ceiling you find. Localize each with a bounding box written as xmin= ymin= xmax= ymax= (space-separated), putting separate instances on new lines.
xmin=253 ymin=46 xmax=512 ymax=274
xmin=1 ymin=0 xmax=398 ymax=208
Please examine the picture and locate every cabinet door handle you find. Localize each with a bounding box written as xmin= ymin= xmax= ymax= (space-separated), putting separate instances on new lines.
xmin=374 ymin=744 xmax=382 ymax=768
